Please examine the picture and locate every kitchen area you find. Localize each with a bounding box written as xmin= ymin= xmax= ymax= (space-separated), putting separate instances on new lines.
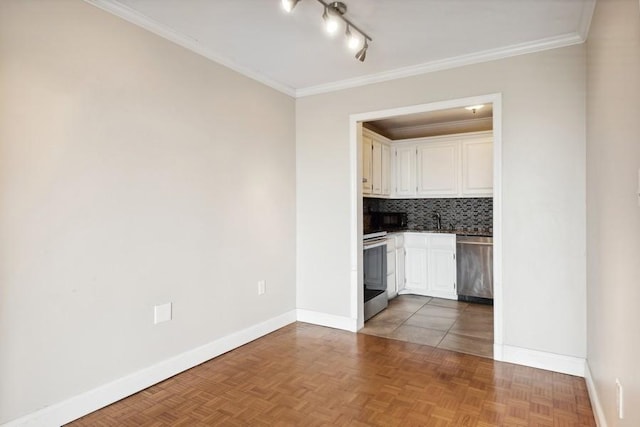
xmin=361 ymin=105 xmax=495 ymax=358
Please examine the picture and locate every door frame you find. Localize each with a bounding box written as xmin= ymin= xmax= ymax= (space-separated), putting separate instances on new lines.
xmin=349 ymin=93 xmax=504 ymax=357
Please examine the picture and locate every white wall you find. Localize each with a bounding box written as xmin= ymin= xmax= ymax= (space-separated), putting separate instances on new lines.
xmin=0 ymin=1 xmax=296 ymax=423
xmin=297 ymin=45 xmax=587 ymax=359
xmin=586 ymin=0 xmax=640 ymax=425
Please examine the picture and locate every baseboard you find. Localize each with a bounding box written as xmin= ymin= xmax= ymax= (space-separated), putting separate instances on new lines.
xmin=296 ymin=309 xmax=358 ymax=332
xmin=495 ymin=344 xmax=586 ymax=377
xmin=584 ymin=362 xmax=608 ymax=427
xmin=2 ymin=310 xmax=297 ymax=427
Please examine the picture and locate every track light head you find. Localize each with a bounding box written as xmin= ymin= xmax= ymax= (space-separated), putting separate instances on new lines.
xmin=322 ymin=6 xmax=339 ymax=34
xmin=355 ymin=39 xmax=368 ymax=62
xmin=281 ymin=0 xmax=300 ymax=13
xmin=346 ymin=24 xmax=361 ymax=50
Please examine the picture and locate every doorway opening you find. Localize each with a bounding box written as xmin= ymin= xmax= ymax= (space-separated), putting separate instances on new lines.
xmin=349 ymin=94 xmax=503 ymax=360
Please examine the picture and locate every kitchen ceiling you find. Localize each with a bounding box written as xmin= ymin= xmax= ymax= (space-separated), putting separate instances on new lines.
xmin=87 ymin=0 xmax=595 ymax=97
xmin=365 ymin=105 xmax=494 ymax=140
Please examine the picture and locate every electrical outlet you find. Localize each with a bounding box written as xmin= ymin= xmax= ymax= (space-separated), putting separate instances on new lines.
xmin=154 ymin=303 xmax=172 ymax=324
xmin=616 ymin=378 xmax=624 ymax=419
xmin=258 ymin=280 xmax=266 ymax=295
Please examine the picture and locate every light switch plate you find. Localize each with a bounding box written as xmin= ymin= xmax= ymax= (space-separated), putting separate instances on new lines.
xmin=154 ymin=303 xmax=172 ymax=324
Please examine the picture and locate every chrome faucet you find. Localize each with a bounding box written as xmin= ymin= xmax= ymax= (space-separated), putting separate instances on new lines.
xmin=433 ymin=212 xmax=442 ymax=230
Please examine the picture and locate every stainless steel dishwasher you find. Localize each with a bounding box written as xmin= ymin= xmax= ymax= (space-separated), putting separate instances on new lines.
xmin=456 ymin=235 xmax=493 ymax=303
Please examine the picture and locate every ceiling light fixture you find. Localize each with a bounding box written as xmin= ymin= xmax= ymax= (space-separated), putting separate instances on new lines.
xmin=465 ymin=105 xmax=485 ymax=114
xmin=283 ymin=0 xmax=373 ymax=62
xmin=281 ymin=0 xmax=300 ymax=13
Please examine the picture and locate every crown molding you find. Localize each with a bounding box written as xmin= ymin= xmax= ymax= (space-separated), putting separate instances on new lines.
xmin=578 ymin=0 xmax=597 ymax=40
xmin=83 ymin=0 xmax=297 ymax=97
xmin=296 ymin=32 xmax=584 ymax=97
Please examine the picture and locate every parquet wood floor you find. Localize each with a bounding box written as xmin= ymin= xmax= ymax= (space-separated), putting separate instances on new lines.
xmin=68 ymin=323 xmax=595 ymax=426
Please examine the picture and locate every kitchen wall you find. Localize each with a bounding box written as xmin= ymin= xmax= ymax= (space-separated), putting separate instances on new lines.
xmin=586 ymin=0 xmax=640 ymax=425
xmin=0 ymin=1 xmax=296 ymax=423
xmin=364 ymin=197 xmax=493 ymax=232
xmin=297 ymin=45 xmax=587 ymax=360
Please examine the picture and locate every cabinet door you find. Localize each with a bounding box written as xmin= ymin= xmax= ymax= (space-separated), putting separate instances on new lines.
xmin=462 ymin=137 xmax=493 ymax=196
xmin=395 ymin=145 xmax=416 ymax=196
xmin=405 ymin=247 xmax=428 ymax=293
xmin=371 ymin=139 xmax=382 ymax=194
xmin=403 ymin=235 xmax=428 ymax=294
xmin=381 ymin=143 xmax=391 ymax=196
xmin=362 ymin=136 xmax=372 ymax=194
xmin=395 ymin=235 xmax=405 ymax=292
xmin=417 ymin=142 xmax=458 ymax=196
xmin=386 ymin=238 xmax=396 ymax=298
xmin=427 ymin=234 xmax=458 ymax=300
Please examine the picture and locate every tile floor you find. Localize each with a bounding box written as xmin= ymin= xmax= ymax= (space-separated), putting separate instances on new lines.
xmin=360 ymin=294 xmax=494 ymax=358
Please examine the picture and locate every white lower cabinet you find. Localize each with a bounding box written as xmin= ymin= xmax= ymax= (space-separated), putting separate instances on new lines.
xmin=404 ymin=234 xmax=429 ymax=293
xmin=395 ymin=234 xmax=405 ymax=293
xmin=386 ymin=236 xmax=397 ymax=299
xmin=397 ymin=232 xmax=457 ymax=300
xmin=427 ymin=234 xmax=458 ymax=299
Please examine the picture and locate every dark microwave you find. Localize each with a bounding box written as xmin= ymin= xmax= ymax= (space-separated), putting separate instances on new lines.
xmin=378 ymin=212 xmax=408 ymax=229
xmin=364 ymin=212 xmax=408 ymax=234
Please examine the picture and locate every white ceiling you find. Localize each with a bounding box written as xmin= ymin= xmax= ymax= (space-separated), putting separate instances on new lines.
xmin=366 ymin=104 xmax=494 ymax=140
xmin=87 ymin=0 xmax=595 ymax=97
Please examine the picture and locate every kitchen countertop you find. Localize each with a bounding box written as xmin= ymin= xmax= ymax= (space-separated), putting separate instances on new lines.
xmin=384 ymin=228 xmax=493 ymax=237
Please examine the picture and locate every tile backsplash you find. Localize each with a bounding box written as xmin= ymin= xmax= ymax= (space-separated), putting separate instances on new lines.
xmin=364 ymin=197 xmax=493 ymax=232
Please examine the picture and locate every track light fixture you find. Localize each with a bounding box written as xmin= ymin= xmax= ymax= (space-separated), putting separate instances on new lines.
xmin=282 ymin=0 xmax=373 ymax=62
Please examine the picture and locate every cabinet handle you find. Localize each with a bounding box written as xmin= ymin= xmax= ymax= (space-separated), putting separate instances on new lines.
xmin=362 ymin=178 xmax=368 ymax=183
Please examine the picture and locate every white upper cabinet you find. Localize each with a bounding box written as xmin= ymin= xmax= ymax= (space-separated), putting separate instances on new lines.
xmin=393 ymin=131 xmax=493 ymax=198
xmin=461 ymin=136 xmax=493 ymax=196
xmin=395 ymin=144 xmax=417 ymax=196
xmin=362 ymin=129 xmax=391 ymax=197
xmin=371 ymin=139 xmax=382 ymax=194
xmin=417 ymin=142 xmax=459 ymax=196
xmin=381 ymin=144 xmax=391 ymax=195
xmin=362 ymin=135 xmax=373 ymax=194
